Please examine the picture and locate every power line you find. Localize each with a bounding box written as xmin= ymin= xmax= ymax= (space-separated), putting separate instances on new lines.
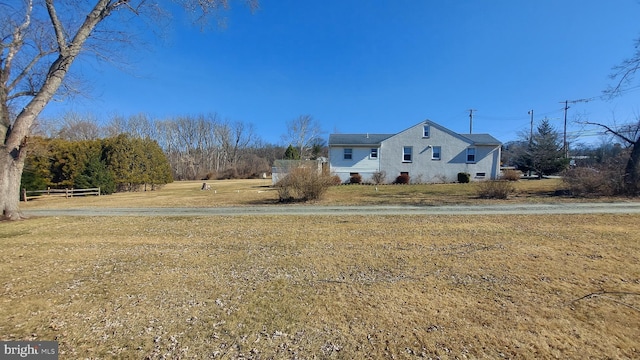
xmin=560 ymin=98 xmax=593 ymax=158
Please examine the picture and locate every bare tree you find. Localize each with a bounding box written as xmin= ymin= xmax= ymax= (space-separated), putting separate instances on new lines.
xmin=584 ymin=117 xmax=640 ymax=195
xmin=55 ymin=111 xmax=102 ymax=140
xmin=281 ymin=114 xmax=324 ymax=159
xmin=0 ymin=0 xmax=257 ymax=219
xmin=606 ymin=37 xmax=640 ymax=97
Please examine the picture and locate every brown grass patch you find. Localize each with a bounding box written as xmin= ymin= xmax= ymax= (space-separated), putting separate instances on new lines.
xmin=1 ymin=214 xmax=639 ymax=358
xmin=20 ymin=178 xmax=634 ymax=210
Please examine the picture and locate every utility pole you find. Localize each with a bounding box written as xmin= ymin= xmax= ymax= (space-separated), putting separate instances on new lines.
xmin=528 ymin=109 xmax=534 ymax=146
xmin=562 ymin=100 xmax=569 ymax=158
xmin=468 ymin=109 xmax=476 ymax=134
xmin=560 ymin=98 xmax=591 ymax=158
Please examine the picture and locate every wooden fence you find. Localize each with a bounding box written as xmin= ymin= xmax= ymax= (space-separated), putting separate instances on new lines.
xmin=22 ymin=187 xmax=101 ymax=202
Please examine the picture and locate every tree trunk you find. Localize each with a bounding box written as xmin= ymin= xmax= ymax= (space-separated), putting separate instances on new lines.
xmin=0 ymin=145 xmax=27 ymax=220
xmin=624 ymin=137 xmax=640 ymax=195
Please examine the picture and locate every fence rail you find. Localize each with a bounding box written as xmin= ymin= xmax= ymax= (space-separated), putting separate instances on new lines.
xmin=22 ymin=187 xmax=101 ymax=202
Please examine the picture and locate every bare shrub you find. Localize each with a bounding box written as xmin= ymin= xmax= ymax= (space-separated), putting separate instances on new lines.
xmin=394 ymin=173 xmax=410 ymax=184
xmin=562 ymin=166 xmax=625 ymax=197
xmin=349 ymin=173 xmax=362 ymax=184
xmin=275 ymin=167 xmax=334 ymax=202
xmin=217 ymin=168 xmax=239 ymax=180
xmin=500 ymin=169 xmax=522 ymax=181
xmin=433 ymin=173 xmax=449 ymax=183
xmin=371 ymin=171 xmax=386 ymax=184
xmin=331 ymin=175 xmax=342 ymax=185
xmin=476 ymin=180 xmax=515 ymax=199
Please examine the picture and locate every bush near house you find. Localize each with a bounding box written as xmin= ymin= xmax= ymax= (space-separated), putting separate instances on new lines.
xmin=394 ymin=174 xmax=410 ymax=184
xmin=349 ymin=174 xmax=362 ymax=184
xmin=275 ymin=167 xmax=335 ymax=202
xmin=458 ymin=172 xmax=471 ymax=183
xmin=371 ymin=171 xmax=386 ymax=185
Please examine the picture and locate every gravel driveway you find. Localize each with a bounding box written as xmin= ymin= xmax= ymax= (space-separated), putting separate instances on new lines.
xmin=23 ymin=202 xmax=640 ymax=217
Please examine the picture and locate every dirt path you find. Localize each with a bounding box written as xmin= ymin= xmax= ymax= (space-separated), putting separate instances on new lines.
xmin=23 ymin=202 xmax=640 ymax=217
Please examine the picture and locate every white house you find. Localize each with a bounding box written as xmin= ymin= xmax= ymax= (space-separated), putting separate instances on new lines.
xmin=328 ymin=120 xmax=502 ymax=184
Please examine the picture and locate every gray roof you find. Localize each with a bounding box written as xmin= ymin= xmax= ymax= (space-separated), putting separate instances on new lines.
xmin=460 ymin=134 xmax=502 ymax=146
xmin=329 ymin=133 xmax=393 ymax=146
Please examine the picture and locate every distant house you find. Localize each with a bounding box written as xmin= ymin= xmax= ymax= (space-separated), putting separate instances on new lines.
xmin=328 ymin=120 xmax=502 ymax=184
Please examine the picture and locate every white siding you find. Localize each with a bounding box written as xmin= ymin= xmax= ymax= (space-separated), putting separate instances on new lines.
xmin=328 ymin=121 xmax=501 ymax=184
xmin=329 ymin=146 xmax=380 ymax=183
xmin=378 ymin=122 xmax=500 ymax=183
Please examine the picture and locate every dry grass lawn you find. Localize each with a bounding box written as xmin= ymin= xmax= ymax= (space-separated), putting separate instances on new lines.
xmin=19 ymin=178 xmax=618 ymax=210
xmin=4 ymin=179 xmax=640 ymax=358
xmin=1 ymin=212 xmax=639 ymax=359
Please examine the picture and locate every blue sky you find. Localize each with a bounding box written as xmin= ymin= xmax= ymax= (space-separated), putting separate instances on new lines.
xmin=42 ymin=0 xmax=640 ymax=146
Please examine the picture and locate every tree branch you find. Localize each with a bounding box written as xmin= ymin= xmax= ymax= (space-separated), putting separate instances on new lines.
xmin=7 ymin=48 xmax=56 ymax=93
xmin=606 ymin=38 xmax=640 ymax=98
xmin=582 ymin=121 xmax=635 ymax=145
xmin=44 ymin=0 xmax=67 ymax=54
xmin=2 ymin=0 xmax=33 ymax=86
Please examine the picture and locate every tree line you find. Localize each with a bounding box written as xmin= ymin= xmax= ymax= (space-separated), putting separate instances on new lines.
xmin=29 ymin=112 xmax=300 ymax=185
xmin=22 ymin=134 xmax=173 ymax=194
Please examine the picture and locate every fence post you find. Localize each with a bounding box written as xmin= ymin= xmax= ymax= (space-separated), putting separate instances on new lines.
xmin=23 ymin=188 xmax=27 ymax=202
xmin=65 ymin=188 xmax=69 ymax=198
xmin=98 ymin=187 xmax=101 ymax=196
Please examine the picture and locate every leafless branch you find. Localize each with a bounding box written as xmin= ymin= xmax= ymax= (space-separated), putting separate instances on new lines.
xmin=44 ymin=0 xmax=67 ymax=53
xmin=581 ymin=121 xmax=636 ymax=145
xmin=606 ymin=37 xmax=640 ymax=98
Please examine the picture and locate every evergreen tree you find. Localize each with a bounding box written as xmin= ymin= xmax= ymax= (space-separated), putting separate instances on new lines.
xmin=141 ymin=138 xmax=174 ymax=190
xmin=524 ymin=119 xmax=569 ymax=177
xmin=20 ymin=137 xmax=51 ymax=191
xmin=284 ymin=144 xmax=300 ymax=160
xmin=74 ymin=150 xmax=117 ymax=194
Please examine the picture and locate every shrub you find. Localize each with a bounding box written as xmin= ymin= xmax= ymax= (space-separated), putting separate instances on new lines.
xmin=331 ymin=175 xmax=342 ymax=185
xmin=217 ymin=168 xmax=240 ymax=180
xmin=457 ymin=172 xmax=471 ymax=183
xmin=394 ymin=173 xmax=410 ymax=184
xmin=275 ymin=167 xmax=334 ymax=202
xmin=349 ymin=173 xmax=362 ymax=184
xmin=500 ymin=169 xmax=522 ymax=181
xmin=371 ymin=170 xmax=386 ymax=185
xmin=476 ymin=180 xmax=515 ymax=199
xmin=562 ymin=166 xmax=624 ymax=197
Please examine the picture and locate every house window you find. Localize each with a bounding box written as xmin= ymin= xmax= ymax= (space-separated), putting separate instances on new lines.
xmin=370 ymin=148 xmax=378 ymax=159
xmin=403 ymin=146 xmax=413 ymax=162
xmin=466 ymin=148 xmax=476 ymax=163
xmin=476 ymin=172 xmax=486 ymax=178
xmin=344 ymin=148 xmax=352 ymax=160
xmin=423 ymin=125 xmax=430 ymax=138
xmin=432 ymin=146 xmax=441 ymax=160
